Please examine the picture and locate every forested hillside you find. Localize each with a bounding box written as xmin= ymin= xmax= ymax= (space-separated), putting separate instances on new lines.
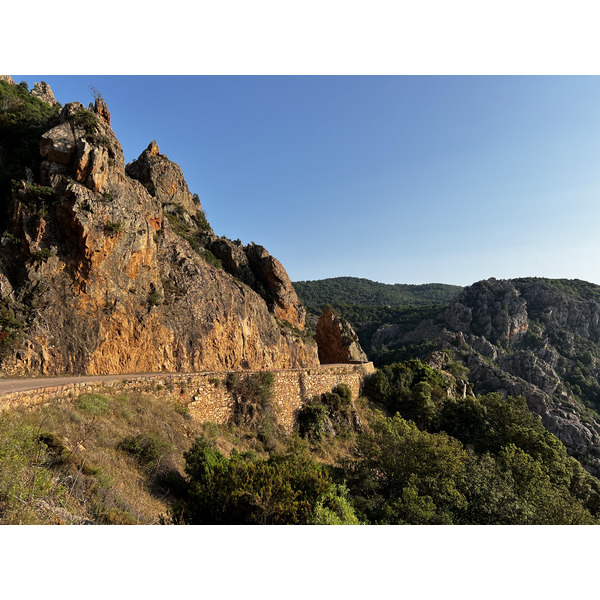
xmin=296 ymin=275 xmax=600 ymax=480
xmin=294 ymin=277 xmax=462 ymax=357
xmin=294 ymin=277 xmax=462 ymax=311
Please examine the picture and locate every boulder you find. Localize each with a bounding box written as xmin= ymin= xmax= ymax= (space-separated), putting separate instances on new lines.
xmin=209 ymin=237 xmax=256 ymax=283
xmin=316 ymin=307 xmax=367 ymax=364
xmin=39 ymin=101 xmax=124 ymax=192
xmin=40 ymin=122 xmax=76 ymax=165
xmin=245 ymin=243 xmax=306 ymax=330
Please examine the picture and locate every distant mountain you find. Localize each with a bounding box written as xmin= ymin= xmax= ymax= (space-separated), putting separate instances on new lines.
xmin=363 ymin=276 xmax=600 ymax=476
xmin=293 ymin=277 xmax=463 ymax=311
xmin=295 ymin=274 xmax=600 ymax=476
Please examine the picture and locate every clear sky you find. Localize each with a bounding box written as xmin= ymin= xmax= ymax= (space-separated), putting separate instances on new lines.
xmin=12 ymin=75 xmax=600 ymax=287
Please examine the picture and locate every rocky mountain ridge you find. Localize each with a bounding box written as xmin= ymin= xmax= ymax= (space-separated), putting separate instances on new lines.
xmin=368 ymin=277 xmax=600 ymax=475
xmin=0 ymin=78 xmax=318 ymax=375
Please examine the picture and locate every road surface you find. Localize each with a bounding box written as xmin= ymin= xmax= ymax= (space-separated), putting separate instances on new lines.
xmin=0 ymin=373 xmax=165 ymax=396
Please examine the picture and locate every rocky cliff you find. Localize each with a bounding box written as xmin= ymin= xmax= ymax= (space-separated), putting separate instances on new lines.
xmin=368 ymin=277 xmax=600 ymax=475
xmin=0 ymin=79 xmax=318 ymax=375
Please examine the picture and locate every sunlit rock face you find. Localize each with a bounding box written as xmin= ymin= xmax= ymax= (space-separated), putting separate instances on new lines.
xmin=0 ymin=86 xmax=319 ymax=376
xmin=316 ymin=307 xmax=367 ymax=365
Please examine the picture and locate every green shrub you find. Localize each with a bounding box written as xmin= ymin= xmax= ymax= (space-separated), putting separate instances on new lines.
xmin=191 ymin=210 xmax=211 ymax=233
xmin=226 ymin=372 xmax=275 ymax=428
xmin=172 ymin=437 xmax=340 ymax=524
xmin=148 ymin=291 xmax=162 ymax=306
xmin=297 ymin=400 xmax=329 ymax=441
xmin=297 ymin=385 xmax=358 ymax=441
xmin=118 ymin=433 xmax=173 ymax=468
xmin=4 ymin=232 xmax=21 ymax=244
xmin=332 ymin=383 xmax=352 ymax=403
xmin=308 ymin=484 xmax=362 ymax=524
xmin=199 ymin=248 xmax=222 ymax=269
xmin=25 ymin=183 xmax=56 ymax=205
xmin=105 ymin=220 xmax=124 ymax=234
xmin=76 ymin=393 xmax=111 ymax=415
xmin=72 ymin=108 xmax=99 ymax=135
xmin=0 ymin=304 xmax=24 ymax=331
xmin=174 ymin=402 xmax=190 ymax=416
xmin=32 ymin=247 xmax=52 ymax=262
xmin=161 ymin=277 xmax=185 ymax=303
xmin=363 ymin=359 xmax=446 ymax=428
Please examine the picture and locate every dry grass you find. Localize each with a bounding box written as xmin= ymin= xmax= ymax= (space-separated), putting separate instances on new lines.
xmin=0 ymin=390 xmax=206 ymax=524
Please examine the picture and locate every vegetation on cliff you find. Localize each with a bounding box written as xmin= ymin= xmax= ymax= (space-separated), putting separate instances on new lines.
xmin=0 ymin=80 xmax=60 ymax=226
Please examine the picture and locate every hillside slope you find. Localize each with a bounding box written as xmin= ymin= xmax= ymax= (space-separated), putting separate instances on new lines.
xmin=0 ymin=78 xmax=318 ymax=375
xmin=294 ymin=276 xmax=462 ymax=310
xmin=364 ymin=277 xmax=600 ymax=475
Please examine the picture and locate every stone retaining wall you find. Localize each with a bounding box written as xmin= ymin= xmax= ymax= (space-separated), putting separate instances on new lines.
xmin=0 ymin=363 xmax=376 ymax=432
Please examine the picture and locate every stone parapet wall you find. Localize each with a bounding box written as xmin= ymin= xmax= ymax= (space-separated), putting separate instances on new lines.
xmin=0 ymin=363 xmax=376 ymax=432
xmin=273 ymin=363 xmax=375 ymax=429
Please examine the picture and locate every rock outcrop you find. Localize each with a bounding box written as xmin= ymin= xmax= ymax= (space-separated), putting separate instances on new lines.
xmin=0 ymin=76 xmax=60 ymax=107
xmin=126 ymin=140 xmax=199 ymax=216
xmin=316 ymin=307 xmax=368 ymax=364
xmin=367 ymin=276 xmax=600 ymax=475
xmin=443 ymin=278 xmax=529 ymax=342
xmin=39 ymin=99 xmax=117 ymax=193
xmin=30 ymin=81 xmax=60 ymax=107
xmin=0 ymin=83 xmax=319 ymax=376
xmin=124 ymin=141 xmax=307 ymax=331
xmin=208 ymin=238 xmax=307 ymax=330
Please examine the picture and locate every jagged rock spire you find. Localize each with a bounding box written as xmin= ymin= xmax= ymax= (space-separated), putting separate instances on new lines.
xmin=316 ymin=307 xmax=367 ymax=364
xmin=31 ymin=81 xmax=60 ymax=107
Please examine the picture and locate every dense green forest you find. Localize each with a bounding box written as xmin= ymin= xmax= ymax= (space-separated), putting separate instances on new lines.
xmin=294 ymin=277 xmax=462 ymax=312
xmin=2 ymin=355 xmax=598 ymax=525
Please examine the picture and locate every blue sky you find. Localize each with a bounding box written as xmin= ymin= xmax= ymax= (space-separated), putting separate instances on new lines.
xmin=13 ymin=75 xmax=600 ymax=287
